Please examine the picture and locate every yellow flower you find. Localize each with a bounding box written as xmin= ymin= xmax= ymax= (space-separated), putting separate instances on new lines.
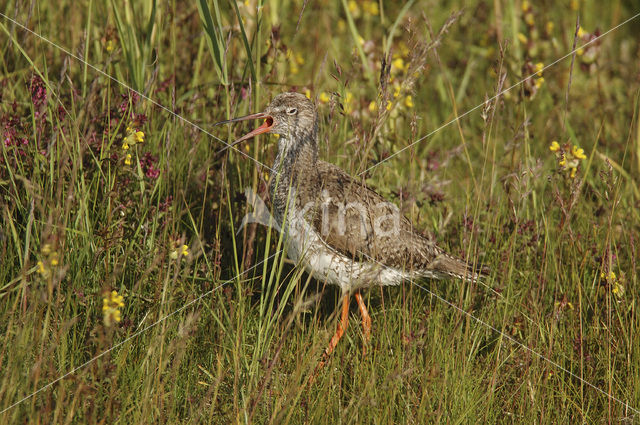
xmin=319 ymin=92 xmax=330 ymax=103
xmin=393 ymin=86 xmax=401 ymax=98
xmin=105 ymin=39 xmax=114 ymax=52
xmin=546 ymin=21 xmax=554 ymax=34
xmin=114 ymin=291 xmax=124 ymax=307
xmin=363 ymin=1 xmax=379 ymax=15
xmin=103 ymin=290 xmax=125 ymax=327
xmin=125 ymin=154 xmax=132 ymax=165
xmin=517 ymin=33 xmax=528 ymax=44
xmin=600 ymin=270 xmax=617 ymax=283
xmin=577 ymin=26 xmax=586 ymax=38
xmin=342 ymin=92 xmax=354 ymax=114
xmin=368 ymin=101 xmax=378 ymax=113
xmin=572 ymin=145 xmax=586 ymax=159
xmin=549 ymin=141 xmax=560 ymax=152
xmin=534 ymin=77 xmax=544 ymax=89
xmin=404 ymin=95 xmax=414 ymax=108
xmin=348 ymin=0 xmax=360 ymax=16
xmin=305 ymin=89 xmax=311 ymax=99
xmin=49 ymin=251 xmax=60 ymax=267
xmin=534 ymin=62 xmax=544 ymax=77
xmin=294 ymin=52 xmax=305 ymax=65
xmin=576 ymin=47 xmax=584 ymax=56
xmin=521 ymin=0 xmax=530 ymax=12
xmin=570 ymin=167 xmax=577 ymax=178
xmin=524 ymin=13 xmax=534 ymax=26
xmin=612 ymin=282 xmax=624 ymax=297
xmin=570 ymin=0 xmax=579 ymax=11
xmin=554 ymin=299 xmax=574 ymax=310
xmin=385 ymin=100 xmax=393 ymax=111
xmin=37 ymin=244 xmax=60 ymax=275
xmin=391 ymin=57 xmax=406 ymax=73
xmin=558 ymin=154 xmax=566 ymax=167
xmin=345 ymin=92 xmax=353 ymax=103
xmin=600 ymin=270 xmax=624 ymax=297
xmin=123 ymin=126 xmax=145 ymax=148
xmin=170 ymin=242 xmax=190 ymax=260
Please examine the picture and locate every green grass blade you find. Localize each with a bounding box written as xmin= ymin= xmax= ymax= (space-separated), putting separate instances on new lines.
xmin=196 ymin=0 xmax=228 ymax=86
xmin=230 ymin=0 xmax=256 ymax=83
xmin=340 ymin=0 xmax=374 ymax=87
xmin=383 ymin=0 xmax=415 ymax=56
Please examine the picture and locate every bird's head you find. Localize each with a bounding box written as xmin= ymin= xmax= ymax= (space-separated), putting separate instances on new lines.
xmin=216 ymin=92 xmax=318 ymax=149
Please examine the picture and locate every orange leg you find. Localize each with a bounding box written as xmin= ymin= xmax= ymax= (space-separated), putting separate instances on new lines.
xmin=355 ymin=291 xmax=371 ymax=341
xmin=313 ymin=293 xmax=350 ymax=377
xmin=355 ymin=291 xmax=372 ymax=356
xmin=325 ymin=293 xmax=351 ymax=357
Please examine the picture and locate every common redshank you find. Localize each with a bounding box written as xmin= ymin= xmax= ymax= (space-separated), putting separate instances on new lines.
xmin=218 ymin=92 xmax=486 ymax=366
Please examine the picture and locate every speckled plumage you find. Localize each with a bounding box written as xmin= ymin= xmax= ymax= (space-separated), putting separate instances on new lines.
xmin=222 ymin=91 xmax=487 ymax=368
xmin=258 ymin=92 xmax=484 ymax=293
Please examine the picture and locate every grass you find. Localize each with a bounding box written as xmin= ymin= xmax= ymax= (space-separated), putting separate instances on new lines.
xmin=1 ymin=0 xmax=639 ymax=423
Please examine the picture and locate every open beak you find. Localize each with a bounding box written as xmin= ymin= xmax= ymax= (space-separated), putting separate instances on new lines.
xmin=214 ymin=112 xmax=274 ymax=148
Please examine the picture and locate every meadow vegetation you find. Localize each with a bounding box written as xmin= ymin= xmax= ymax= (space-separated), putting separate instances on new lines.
xmin=1 ymin=0 xmax=640 ymax=423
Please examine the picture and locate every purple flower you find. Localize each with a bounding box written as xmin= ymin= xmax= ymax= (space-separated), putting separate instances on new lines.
xmin=159 ymin=195 xmax=173 ymax=211
xmin=1 ymin=115 xmax=22 ymax=147
xmin=118 ymin=91 xmax=140 ymax=117
xmin=28 ymin=75 xmax=47 ymax=108
xmin=145 ymin=166 xmax=160 ymax=179
xmin=57 ymin=106 xmax=67 ymax=121
xmin=140 ymin=152 xmax=160 ymax=179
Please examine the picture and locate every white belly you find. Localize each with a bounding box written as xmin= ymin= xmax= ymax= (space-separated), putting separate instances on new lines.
xmin=281 ymin=209 xmax=413 ymax=293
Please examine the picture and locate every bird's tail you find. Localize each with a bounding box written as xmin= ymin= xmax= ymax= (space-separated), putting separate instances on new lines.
xmin=428 ymin=251 xmax=489 ymax=283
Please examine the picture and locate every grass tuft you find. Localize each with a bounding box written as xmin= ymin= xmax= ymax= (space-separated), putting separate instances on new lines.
xmin=1 ymin=0 xmax=640 ymax=423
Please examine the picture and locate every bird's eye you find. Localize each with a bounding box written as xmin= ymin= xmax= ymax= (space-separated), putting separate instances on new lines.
xmin=286 ymin=108 xmax=298 ymax=115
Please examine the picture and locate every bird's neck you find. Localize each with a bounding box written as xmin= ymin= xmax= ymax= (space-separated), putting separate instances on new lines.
xmin=270 ymin=128 xmax=320 ymax=220
xmin=273 ymin=132 xmax=318 ymax=172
